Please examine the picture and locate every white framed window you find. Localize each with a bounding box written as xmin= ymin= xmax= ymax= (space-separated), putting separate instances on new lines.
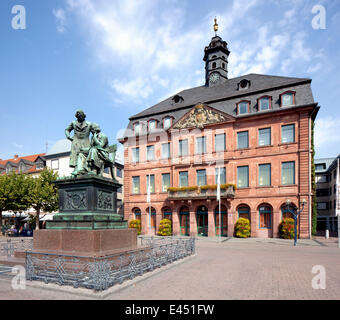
xmin=51 ymin=159 xmax=59 ymax=170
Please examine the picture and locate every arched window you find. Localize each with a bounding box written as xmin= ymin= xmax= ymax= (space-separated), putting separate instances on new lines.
xmin=163 ymin=117 xmax=172 ymax=129
xmin=259 ymin=205 xmax=272 ymax=229
xmin=238 ymin=205 xmax=250 ymax=221
xmin=197 ymin=206 xmax=208 ymax=237
xmin=215 ymin=205 xmax=228 ymax=236
xmin=133 ymin=208 xmax=141 ymax=221
xmin=179 ymin=206 xmax=190 ymax=236
xmin=212 ymin=62 xmax=216 ymax=69
xmin=146 ymin=207 xmax=156 ymax=234
xmin=162 ymin=207 xmax=172 ymax=222
xmin=258 ymin=96 xmax=272 ymax=111
xmin=281 ymin=204 xmax=296 ymax=220
xmin=280 ymin=91 xmax=296 ymax=107
xmin=222 ymin=62 xmax=225 ymax=69
xmin=134 ymin=122 xmax=140 ymax=135
xmin=237 ymin=101 xmax=250 ymax=115
xmin=148 ymin=119 xmax=157 ymax=132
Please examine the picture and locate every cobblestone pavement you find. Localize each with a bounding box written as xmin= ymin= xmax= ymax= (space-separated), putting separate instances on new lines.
xmin=0 ymin=238 xmax=340 ymax=300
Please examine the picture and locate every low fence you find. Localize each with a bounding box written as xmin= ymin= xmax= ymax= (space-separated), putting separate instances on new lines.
xmin=0 ymin=238 xmax=33 ymax=257
xmin=26 ymin=237 xmax=195 ymax=291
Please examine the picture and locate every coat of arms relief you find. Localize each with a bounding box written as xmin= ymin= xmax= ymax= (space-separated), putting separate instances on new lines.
xmin=173 ymin=104 xmax=229 ymax=129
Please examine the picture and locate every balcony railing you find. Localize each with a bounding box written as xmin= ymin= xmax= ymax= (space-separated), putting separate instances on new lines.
xmin=167 ymin=185 xmax=235 ymax=200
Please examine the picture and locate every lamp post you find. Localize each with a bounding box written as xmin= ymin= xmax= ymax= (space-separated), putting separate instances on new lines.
xmin=285 ymin=198 xmax=307 ymax=246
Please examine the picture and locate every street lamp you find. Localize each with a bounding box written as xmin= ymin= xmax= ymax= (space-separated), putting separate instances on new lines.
xmin=285 ymin=198 xmax=307 ymax=246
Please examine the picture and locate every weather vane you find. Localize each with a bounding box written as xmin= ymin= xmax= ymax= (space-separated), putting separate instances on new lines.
xmin=214 ymin=17 xmax=218 ymax=36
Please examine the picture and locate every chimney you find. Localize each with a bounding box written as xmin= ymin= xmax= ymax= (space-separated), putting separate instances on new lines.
xmin=14 ymin=155 xmax=19 ymax=159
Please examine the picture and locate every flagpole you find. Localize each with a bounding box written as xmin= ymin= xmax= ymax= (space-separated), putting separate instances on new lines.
xmin=217 ymin=167 xmax=221 ymax=242
xmin=148 ymin=174 xmax=151 ymax=236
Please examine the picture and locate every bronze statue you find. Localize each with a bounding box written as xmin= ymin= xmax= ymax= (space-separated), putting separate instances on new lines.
xmin=65 ymin=110 xmax=94 ymax=172
xmin=66 ymin=113 xmax=117 ymax=180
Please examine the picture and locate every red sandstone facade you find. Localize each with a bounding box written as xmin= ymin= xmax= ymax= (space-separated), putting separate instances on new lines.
xmin=120 ymin=34 xmax=319 ymax=239
xmin=121 ymin=104 xmax=317 ymax=238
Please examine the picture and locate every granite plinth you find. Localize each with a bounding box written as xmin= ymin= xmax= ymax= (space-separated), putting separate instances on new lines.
xmin=33 ymin=229 xmax=137 ymax=256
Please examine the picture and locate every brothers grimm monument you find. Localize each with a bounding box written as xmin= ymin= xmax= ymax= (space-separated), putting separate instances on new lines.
xmin=32 ymin=110 xmax=135 ymax=255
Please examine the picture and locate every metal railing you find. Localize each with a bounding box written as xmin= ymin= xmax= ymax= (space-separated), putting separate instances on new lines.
xmin=0 ymin=239 xmax=33 ymax=257
xmin=26 ymin=237 xmax=195 ymax=291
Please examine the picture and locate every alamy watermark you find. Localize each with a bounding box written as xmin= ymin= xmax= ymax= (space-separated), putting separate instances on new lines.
xmin=312 ymin=265 xmax=326 ymax=290
xmin=11 ymin=5 xmax=26 ymax=30
xmin=11 ymin=265 xmax=26 ymax=290
xmin=312 ymin=4 xmax=326 ymax=30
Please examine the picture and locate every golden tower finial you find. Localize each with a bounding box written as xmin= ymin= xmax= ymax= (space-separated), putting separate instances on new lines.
xmin=213 ymin=17 xmax=218 ymax=35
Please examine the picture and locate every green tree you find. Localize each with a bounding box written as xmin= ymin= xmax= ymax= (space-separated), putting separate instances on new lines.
xmin=0 ymin=172 xmax=30 ymax=227
xmin=0 ymin=174 xmax=11 ymax=227
xmin=26 ymin=168 xmax=59 ymax=230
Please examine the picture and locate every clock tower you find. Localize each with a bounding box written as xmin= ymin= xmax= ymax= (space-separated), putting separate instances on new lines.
xmin=203 ymin=18 xmax=230 ymax=87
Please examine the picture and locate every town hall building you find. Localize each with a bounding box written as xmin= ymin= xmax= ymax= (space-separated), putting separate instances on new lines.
xmin=119 ymin=23 xmax=319 ymax=238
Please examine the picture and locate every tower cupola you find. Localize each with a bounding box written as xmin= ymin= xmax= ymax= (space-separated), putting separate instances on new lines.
xmin=203 ymin=18 xmax=230 ymax=87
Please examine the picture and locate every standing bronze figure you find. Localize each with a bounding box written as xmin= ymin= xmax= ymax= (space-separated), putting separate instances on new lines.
xmin=65 ymin=110 xmax=94 ymax=174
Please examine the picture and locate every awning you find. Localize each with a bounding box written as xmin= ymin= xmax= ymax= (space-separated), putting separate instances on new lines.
xmin=1 ymin=212 xmax=28 ymax=218
xmin=40 ymin=214 xmax=54 ymax=221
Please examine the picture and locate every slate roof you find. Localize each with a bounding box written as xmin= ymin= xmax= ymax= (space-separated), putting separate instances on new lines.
xmin=121 ymin=73 xmax=315 ymax=140
xmin=130 ymin=73 xmax=311 ymax=120
xmin=315 ymin=158 xmax=336 ymax=173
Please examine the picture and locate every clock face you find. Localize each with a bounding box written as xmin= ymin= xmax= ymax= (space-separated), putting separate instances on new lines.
xmin=209 ymin=72 xmax=220 ymax=85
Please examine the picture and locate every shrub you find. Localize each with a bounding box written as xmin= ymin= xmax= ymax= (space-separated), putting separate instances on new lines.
xmin=158 ymin=219 xmax=172 ymax=236
xmin=235 ymin=218 xmax=251 ymax=238
xmin=128 ymin=219 xmax=141 ymax=235
xmin=279 ymin=218 xmax=297 ymax=239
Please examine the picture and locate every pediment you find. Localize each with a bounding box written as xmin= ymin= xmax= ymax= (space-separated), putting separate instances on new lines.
xmin=172 ymin=103 xmax=234 ymax=130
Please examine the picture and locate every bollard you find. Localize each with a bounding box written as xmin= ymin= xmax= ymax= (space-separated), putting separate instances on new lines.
xmin=325 ymin=230 xmax=329 ymax=239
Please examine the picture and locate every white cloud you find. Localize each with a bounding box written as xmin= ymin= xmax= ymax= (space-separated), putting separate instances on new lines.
xmin=314 ymin=116 xmax=340 ymax=151
xmin=307 ymin=62 xmax=322 ymax=73
xmin=13 ymin=143 xmax=23 ymax=149
xmin=52 ymin=8 xmax=67 ymax=33
xmin=111 ymin=77 xmax=153 ymax=100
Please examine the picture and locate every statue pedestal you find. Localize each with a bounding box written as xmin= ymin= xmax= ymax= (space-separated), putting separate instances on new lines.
xmin=34 ymin=175 xmax=136 ymax=257
xmin=46 ymin=175 xmax=127 ymax=230
xmin=33 ymin=229 xmax=137 ymax=256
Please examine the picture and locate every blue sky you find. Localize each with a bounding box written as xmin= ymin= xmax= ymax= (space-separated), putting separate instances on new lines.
xmin=0 ymin=0 xmax=339 ymax=161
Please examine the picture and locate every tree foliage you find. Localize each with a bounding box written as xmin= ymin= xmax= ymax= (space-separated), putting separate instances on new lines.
xmin=0 ymin=172 xmax=31 ymax=227
xmin=0 ymin=168 xmax=58 ymax=229
xmin=26 ymin=168 xmax=59 ymax=230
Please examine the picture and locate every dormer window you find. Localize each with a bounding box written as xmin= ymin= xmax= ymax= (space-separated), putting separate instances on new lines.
xmin=134 ymin=122 xmax=141 ymax=135
xmin=36 ymin=161 xmax=44 ymax=170
xmin=258 ymin=96 xmax=272 ymax=111
xmin=280 ymin=91 xmax=295 ymax=107
xmin=237 ymin=79 xmax=251 ymax=91
xmin=148 ymin=119 xmax=157 ymax=132
xmin=172 ymin=95 xmax=184 ymax=104
xmin=163 ymin=117 xmax=172 ymax=129
xmin=237 ymin=101 xmax=250 ymax=115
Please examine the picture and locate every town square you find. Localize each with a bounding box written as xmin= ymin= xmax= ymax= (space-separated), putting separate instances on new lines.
xmin=0 ymin=0 xmax=340 ymax=307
